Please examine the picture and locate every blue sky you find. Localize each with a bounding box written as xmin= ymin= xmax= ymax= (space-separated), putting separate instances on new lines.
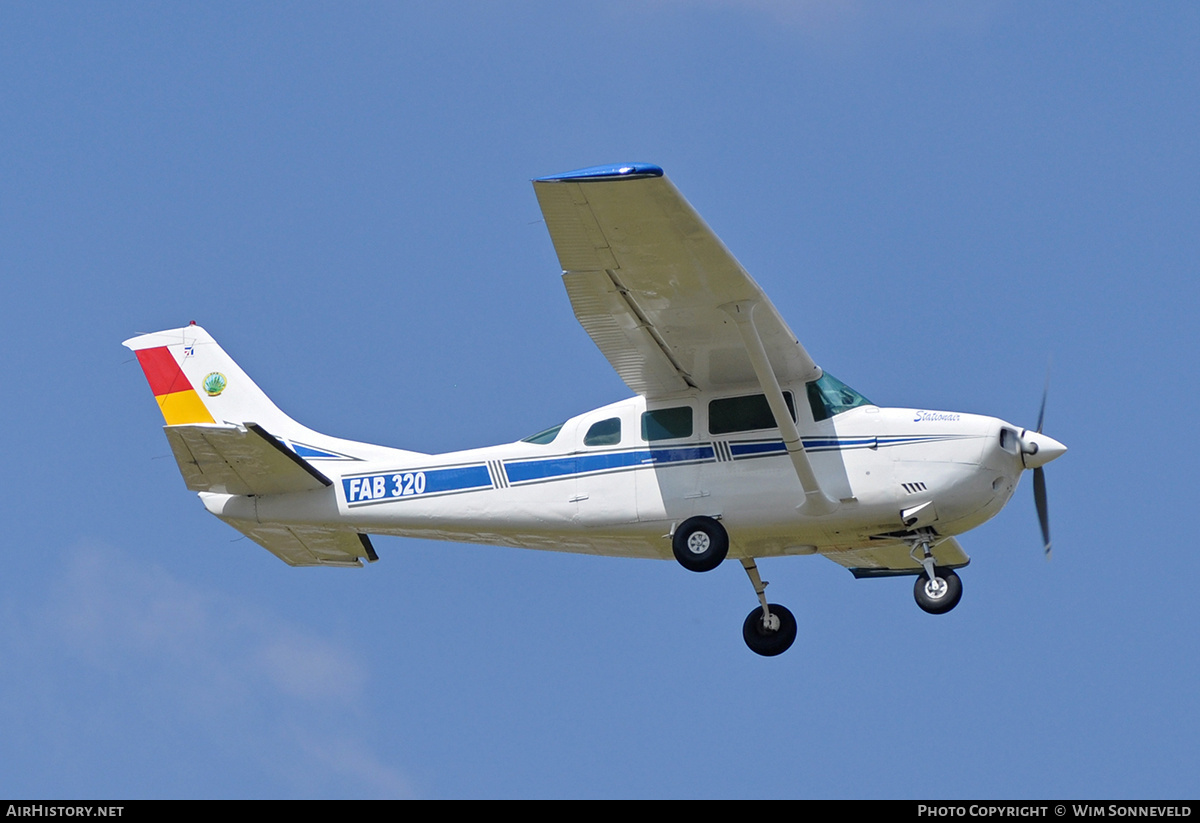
xmin=1 ymin=2 xmax=1197 ymax=799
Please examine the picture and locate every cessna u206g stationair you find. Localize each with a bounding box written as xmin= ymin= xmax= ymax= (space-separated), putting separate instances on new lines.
xmin=126 ymin=163 xmax=1066 ymax=656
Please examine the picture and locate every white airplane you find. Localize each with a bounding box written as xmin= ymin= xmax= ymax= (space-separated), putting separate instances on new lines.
xmin=125 ymin=163 xmax=1066 ymax=656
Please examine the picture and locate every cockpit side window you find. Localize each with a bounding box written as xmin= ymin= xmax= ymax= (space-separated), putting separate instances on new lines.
xmin=805 ymin=372 xmax=874 ymax=421
xmin=584 ymin=417 xmax=621 ymax=446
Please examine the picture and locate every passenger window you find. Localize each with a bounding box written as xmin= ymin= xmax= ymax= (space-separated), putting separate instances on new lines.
xmin=709 ymin=393 xmax=795 ymax=435
xmin=584 ymin=417 xmax=621 ymax=446
xmin=641 ymin=407 xmax=693 ymax=441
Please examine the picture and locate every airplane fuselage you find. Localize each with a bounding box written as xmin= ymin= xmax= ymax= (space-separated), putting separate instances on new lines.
xmin=202 ymin=391 xmax=1027 ymax=565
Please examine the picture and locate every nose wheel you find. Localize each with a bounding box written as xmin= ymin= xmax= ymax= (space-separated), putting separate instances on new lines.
xmin=913 ymin=568 xmax=962 ymax=614
xmin=739 ymin=558 xmax=797 ymax=656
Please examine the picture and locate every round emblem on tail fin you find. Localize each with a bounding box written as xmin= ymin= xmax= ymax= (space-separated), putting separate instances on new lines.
xmin=203 ymin=372 xmax=227 ymax=396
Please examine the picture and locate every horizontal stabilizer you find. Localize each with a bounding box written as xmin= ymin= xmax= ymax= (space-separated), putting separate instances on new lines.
xmin=165 ymin=422 xmax=331 ymax=496
xmin=823 ymin=537 xmax=971 ymax=577
xmin=216 ymin=517 xmax=377 ymax=567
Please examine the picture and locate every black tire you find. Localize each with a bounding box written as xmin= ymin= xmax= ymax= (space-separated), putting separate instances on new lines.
xmin=742 ymin=603 xmax=797 ymax=657
xmin=913 ymin=567 xmax=963 ymax=614
xmin=671 ymin=516 xmax=729 ymax=573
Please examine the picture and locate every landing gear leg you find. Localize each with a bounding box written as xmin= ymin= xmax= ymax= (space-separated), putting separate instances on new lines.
xmin=908 ymin=537 xmax=963 ymax=615
xmin=739 ymin=558 xmax=796 ymax=656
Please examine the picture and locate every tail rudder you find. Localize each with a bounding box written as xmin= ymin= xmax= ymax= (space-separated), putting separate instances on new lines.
xmin=123 ymin=322 xmax=305 ymax=437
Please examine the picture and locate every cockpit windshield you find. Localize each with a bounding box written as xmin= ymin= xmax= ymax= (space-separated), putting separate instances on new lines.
xmin=805 ymin=372 xmax=874 ymax=421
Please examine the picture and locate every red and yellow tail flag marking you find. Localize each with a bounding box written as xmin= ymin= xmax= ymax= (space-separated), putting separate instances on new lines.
xmin=134 ymin=346 xmax=215 ymax=425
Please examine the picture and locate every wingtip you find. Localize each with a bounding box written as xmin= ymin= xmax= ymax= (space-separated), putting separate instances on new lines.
xmin=534 ymin=163 xmax=663 ymax=183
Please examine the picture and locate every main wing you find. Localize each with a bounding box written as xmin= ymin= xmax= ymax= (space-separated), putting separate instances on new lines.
xmin=533 ymin=164 xmax=821 ymax=399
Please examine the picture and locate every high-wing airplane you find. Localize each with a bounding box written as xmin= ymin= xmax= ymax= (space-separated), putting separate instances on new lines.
xmin=125 ymin=163 xmax=1066 ymax=656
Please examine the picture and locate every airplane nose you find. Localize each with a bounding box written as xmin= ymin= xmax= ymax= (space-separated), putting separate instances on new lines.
xmin=1020 ymin=431 xmax=1067 ymax=469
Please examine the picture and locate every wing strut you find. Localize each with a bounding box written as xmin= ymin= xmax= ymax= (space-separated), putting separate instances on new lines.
xmin=722 ymin=300 xmax=838 ymax=516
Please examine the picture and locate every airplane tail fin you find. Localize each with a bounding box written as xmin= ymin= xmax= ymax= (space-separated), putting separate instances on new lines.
xmin=125 ymin=323 xmax=390 ymax=568
xmin=123 ymin=322 xmax=308 ymax=437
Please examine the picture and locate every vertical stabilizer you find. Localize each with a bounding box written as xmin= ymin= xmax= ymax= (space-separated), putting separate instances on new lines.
xmin=123 ymin=323 xmax=305 ymax=437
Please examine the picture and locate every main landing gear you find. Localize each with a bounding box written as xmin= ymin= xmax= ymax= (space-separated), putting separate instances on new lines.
xmin=667 ymin=521 xmax=964 ymax=655
xmin=671 ymin=515 xmax=729 ymax=573
xmin=739 ymin=558 xmax=797 ymax=657
xmin=669 ymin=517 xmax=796 ymax=656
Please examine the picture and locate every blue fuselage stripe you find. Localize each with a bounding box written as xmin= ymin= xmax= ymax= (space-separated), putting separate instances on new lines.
xmin=340 ymin=434 xmax=965 ymax=505
xmin=729 ymin=441 xmax=786 ymax=457
xmin=505 ymin=445 xmax=715 ymax=484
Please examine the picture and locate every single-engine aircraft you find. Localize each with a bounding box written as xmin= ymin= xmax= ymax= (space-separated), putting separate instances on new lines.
xmin=126 ymin=163 xmax=1066 ymax=656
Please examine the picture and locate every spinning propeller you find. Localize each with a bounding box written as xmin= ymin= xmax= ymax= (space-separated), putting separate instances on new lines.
xmin=1018 ymin=376 xmax=1066 ymax=558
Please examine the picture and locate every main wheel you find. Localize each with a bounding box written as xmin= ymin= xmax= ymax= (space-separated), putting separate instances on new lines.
xmin=671 ymin=516 xmax=729 ymax=572
xmin=913 ymin=567 xmax=963 ymax=614
xmin=742 ymin=603 xmax=797 ymax=657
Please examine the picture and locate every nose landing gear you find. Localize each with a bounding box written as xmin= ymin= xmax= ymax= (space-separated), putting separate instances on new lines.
xmin=909 ymin=536 xmax=964 ymax=614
